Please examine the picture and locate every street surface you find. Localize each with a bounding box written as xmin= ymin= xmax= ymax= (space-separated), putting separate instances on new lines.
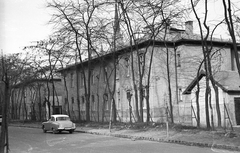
xmin=8 ymin=126 xmax=237 ymax=153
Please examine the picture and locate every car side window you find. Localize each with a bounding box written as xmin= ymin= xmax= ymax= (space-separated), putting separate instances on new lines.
xmin=51 ymin=117 xmax=55 ymax=121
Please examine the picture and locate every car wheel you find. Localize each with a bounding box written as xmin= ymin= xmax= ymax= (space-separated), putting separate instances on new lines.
xmin=42 ymin=126 xmax=47 ymax=133
xmin=69 ymin=130 xmax=73 ymax=134
xmin=52 ymin=128 xmax=57 ymax=134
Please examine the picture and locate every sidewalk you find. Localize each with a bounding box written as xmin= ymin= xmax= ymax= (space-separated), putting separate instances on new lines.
xmin=9 ymin=121 xmax=240 ymax=152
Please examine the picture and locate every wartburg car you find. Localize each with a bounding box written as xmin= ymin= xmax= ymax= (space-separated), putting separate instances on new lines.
xmin=42 ymin=114 xmax=76 ymax=134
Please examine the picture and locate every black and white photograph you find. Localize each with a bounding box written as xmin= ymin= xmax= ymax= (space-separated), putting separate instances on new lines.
xmin=1 ymin=0 xmax=240 ymax=152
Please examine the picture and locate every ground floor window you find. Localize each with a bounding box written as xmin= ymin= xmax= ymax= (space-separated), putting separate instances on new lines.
xmin=234 ymin=97 xmax=240 ymax=125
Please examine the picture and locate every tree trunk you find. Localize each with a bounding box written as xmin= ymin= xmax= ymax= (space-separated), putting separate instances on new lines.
xmin=76 ymin=65 xmax=81 ymax=122
xmin=166 ymin=48 xmax=174 ymax=123
xmin=195 ymin=89 xmax=200 ymax=127
xmin=222 ymin=0 xmax=240 ymax=77
xmin=146 ymin=87 xmax=150 ymax=122
xmin=209 ymin=88 xmax=214 ymax=130
xmin=205 ymin=83 xmax=211 ymax=129
xmin=0 ymin=79 xmax=10 ymax=152
xmin=212 ymin=83 xmax=221 ymax=127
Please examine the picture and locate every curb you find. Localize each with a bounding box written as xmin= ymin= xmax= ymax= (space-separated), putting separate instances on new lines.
xmin=78 ymin=130 xmax=240 ymax=152
xmin=9 ymin=124 xmax=240 ymax=151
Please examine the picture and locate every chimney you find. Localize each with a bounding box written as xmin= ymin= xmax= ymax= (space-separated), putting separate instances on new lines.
xmin=185 ymin=21 xmax=193 ymax=35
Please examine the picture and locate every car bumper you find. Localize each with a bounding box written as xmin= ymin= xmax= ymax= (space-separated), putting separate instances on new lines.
xmin=57 ymin=127 xmax=76 ymax=131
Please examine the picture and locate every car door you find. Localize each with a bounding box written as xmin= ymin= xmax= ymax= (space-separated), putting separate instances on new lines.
xmin=45 ymin=117 xmax=55 ymax=130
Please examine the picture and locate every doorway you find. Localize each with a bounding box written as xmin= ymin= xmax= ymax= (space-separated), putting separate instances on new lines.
xmin=234 ymin=97 xmax=240 ymax=125
xmin=53 ymin=106 xmax=62 ymax=114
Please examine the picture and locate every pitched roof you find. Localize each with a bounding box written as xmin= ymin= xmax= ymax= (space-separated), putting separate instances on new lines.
xmin=13 ymin=78 xmax=61 ymax=88
xmin=57 ymin=23 xmax=240 ymax=73
xmin=57 ymin=38 xmax=235 ymax=73
xmin=214 ymin=71 xmax=240 ymax=92
xmin=183 ymin=71 xmax=240 ymax=94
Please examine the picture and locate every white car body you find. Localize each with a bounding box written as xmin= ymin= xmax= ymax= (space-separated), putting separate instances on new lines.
xmin=42 ymin=114 xmax=76 ymax=134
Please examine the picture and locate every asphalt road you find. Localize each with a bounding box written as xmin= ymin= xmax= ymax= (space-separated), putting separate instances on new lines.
xmin=8 ymin=126 xmax=236 ymax=153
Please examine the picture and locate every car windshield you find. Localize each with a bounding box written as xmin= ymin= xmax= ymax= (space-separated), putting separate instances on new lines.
xmin=56 ymin=117 xmax=70 ymax=121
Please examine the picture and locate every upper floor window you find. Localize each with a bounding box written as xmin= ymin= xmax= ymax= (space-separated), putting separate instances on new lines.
xmin=231 ymin=50 xmax=240 ymax=71
xmin=117 ymin=90 xmax=121 ymax=110
xmin=125 ymin=57 xmax=130 ymax=77
xmin=91 ymin=71 xmax=95 ymax=85
xmin=103 ymin=93 xmax=109 ymax=110
xmin=139 ymin=53 xmax=144 ymax=66
xmin=91 ymin=95 xmax=96 ymax=111
xmin=71 ymin=97 xmax=74 ymax=104
xmin=177 ymin=53 xmax=181 ymax=67
xmin=116 ymin=60 xmax=120 ymax=80
xmin=104 ymin=67 xmax=108 ymax=82
xmin=81 ymin=96 xmax=85 ymax=111
xmin=70 ymin=73 xmax=74 ymax=88
xmin=80 ymin=72 xmax=84 ymax=87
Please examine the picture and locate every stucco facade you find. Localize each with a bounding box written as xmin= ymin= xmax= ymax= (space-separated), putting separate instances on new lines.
xmin=58 ymin=24 xmax=240 ymax=127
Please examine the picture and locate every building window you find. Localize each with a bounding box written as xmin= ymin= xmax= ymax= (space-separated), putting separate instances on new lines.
xmin=70 ymin=73 xmax=74 ymax=88
xmin=177 ymin=53 xmax=181 ymax=67
xmin=104 ymin=67 xmax=108 ymax=82
xmin=116 ymin=60 xmax=120 ymax=80
xmin=103 ymin=93 xmax=109 ymax=110
xmin=91 ymin=72 xmax=95 ymax=85
xmin=64 ymin=98 xmax=68 ymax=114
xmin=231 ymin=50 xmax=240 ymax=71
xmin=117 ymin=90 xmax=120 ymax=110
xmin=179 ymin=87 xmax=182 ymax=102
xmin=125 ymin=57 xmax=130 ymax=77
xmin=96 ymin=74 xmax=100 ymax=82
xmin=142 ymin=88 xmax=146 ymax=108
xmin=80 ymin=72 xmax=84 ymax=87
xmin=82 ymin=96 xmax=85 ymax=110
xmin=71 ymin=97 xmax=74 ymax=104
xmin=139 ymin=53 xmax=144 ymax=66
xmin=92 ymin=95 xmax=95 ymax=111
xmin=65 ymin=98 xmax=68 ymax=105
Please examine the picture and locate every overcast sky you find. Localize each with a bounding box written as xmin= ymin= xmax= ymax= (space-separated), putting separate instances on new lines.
xmin=0 ymin=0 xmax=239 ymax=55
xmin=0 ymin=0 xmax=52 ymax=54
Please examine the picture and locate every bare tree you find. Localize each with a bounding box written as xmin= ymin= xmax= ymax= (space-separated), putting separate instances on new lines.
xmin=222 ymin=0 xmax=240 ymax=76
xmin=0 ymin=54 xmax=10 ymax=153
xmin=118 ymin=0 xmax=188 ymax=123
xmin=0 ymin=53 xmax=32 ymax=152
xmin=190 ymin=0 xmax=226 ymax=129
xmin=47 ymin=0 xmax=119 ymax=122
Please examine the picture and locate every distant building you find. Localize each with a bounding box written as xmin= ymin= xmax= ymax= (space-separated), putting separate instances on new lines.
xmin=11 ymin=78 xmax=63 ymax=121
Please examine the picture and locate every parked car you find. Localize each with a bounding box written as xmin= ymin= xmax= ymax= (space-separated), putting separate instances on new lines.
xmin=42 ymin=114 xmax=76 ymax=134
xmin=0 ymin=115 xmax=2 ymax=125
